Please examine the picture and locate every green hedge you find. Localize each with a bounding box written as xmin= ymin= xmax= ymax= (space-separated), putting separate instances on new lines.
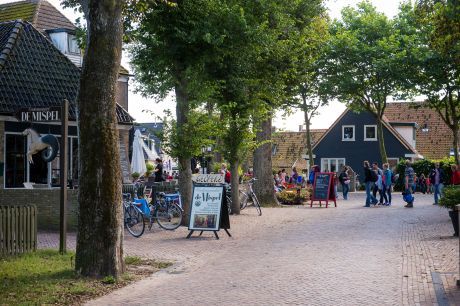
xmin=394 ymin=157 xmax=457 ymax=191
xmin=439 ymin=186 xmax=460 ymax=210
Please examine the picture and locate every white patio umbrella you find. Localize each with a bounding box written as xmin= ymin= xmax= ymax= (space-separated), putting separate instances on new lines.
xmin=131 ymin=130 xmax=147 ymax=176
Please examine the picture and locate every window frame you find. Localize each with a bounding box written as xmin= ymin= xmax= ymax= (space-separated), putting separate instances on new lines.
xmin=320 ymin=158 xmax=346 ymax=173
xmin=364 ymin=125 xmax=377 ymax=141
xmin=3 ymin=132 xmax=79 ymax=189
xmin=342 ymin=125 xmax=355 ymax=141
xmin=67 ymin=34 xmax=80 ymax=55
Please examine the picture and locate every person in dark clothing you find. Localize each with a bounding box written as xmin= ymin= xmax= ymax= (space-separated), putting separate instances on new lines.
xmin=338 ymin=166 xmax=350 ymax=200
xmin=154 ymin=158 xmax=164 ymax=182
xmin=429 ymin=162 xmax=445 ymax=205
xmin=363 ymin=161 xmax=378 ymax=207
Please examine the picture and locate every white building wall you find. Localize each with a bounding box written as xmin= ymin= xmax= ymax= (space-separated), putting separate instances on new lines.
xmin=394 ymin=126 xmax=416 ymax=148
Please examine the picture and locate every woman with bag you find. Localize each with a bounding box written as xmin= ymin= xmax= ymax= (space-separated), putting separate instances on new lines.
xmin=338 ymin=166 xmax=350 ymax=200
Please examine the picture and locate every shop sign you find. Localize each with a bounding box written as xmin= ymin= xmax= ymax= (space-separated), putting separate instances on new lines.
xmin=16 ymin=107 xmax=61 ymax=122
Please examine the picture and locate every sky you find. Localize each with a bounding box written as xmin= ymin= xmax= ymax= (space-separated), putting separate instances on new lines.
xmin=1 ymin=0 xmax=404 ymax=131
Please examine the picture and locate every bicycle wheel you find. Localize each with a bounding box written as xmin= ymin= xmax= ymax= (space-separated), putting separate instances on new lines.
xmin=252 ymin=194 xmax=262 ymax=216
xmin=239 ymin=191 xmax=249 ymax=210
xmin=156 ymin=203 xmax=182 ymax=230
xmin=125 ymin=205 xmax=145 ymax=237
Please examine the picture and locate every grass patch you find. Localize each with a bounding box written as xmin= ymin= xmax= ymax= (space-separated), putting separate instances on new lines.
xmin=0 ymin=250 xmax=172 ymax=305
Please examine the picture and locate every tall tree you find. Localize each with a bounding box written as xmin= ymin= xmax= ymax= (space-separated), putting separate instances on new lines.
xmin=409 ymin=0 xmax=460 ymax=163
xmin=320 ymin=1 xmax=414 ymax=163
xmin=75 ymin=0 xmax=125 ymax=278
xmin=130 ymin=0 xmax=225 ymax=223
xmin=285 ymin=10 xmax=329 ymax=166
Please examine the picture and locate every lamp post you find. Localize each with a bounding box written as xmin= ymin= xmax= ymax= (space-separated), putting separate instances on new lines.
xmin=201 ymin=146 xmax=206 ymax=174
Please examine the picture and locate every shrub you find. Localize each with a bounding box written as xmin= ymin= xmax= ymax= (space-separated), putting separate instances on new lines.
xmin=439 ymin=186 xmax=460 ymax=210
xmin=394 ymin=157 xmax=456 ymax=191
xmin=276 ymin=189 xmax=309 ymax=205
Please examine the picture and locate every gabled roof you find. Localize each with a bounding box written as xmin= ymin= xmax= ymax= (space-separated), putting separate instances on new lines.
xmin=0 ymin=0 xmax=131 ymax=75
xmin=385 ymin=102 xmax=452 ymax=159
xmin=0 ymin=20 xmax=132 ymax=124
xmin=312 ymin=108 xmax=419 ymax=156
xmin=0 ymin=0 xmax=76 ymax=33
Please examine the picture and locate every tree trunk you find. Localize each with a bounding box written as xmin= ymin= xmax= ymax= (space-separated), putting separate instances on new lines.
xmin=75 ymin=0 xmax=124 ymax=278
xmin=175 ymin=75 xmax=192 ymax=225
xmin=453 ymin=126 xmax=460 ymax=165
xmin=304 ymin=110 xmax=314 ymax=166
xmin=230 ymin=161 xmax=240 ymax=214
xmin=376 ymin=118 xmax=388 ymax=164
xmin=253 ymin=115 xmax=278 ymax=206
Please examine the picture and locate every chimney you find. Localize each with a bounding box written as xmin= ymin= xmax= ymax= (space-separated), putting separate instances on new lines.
xmin=299 ymin=125 xmax=303 ymax=132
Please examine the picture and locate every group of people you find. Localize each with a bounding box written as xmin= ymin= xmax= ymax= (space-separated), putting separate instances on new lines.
xmin=364 ymin=160 xmax=460 ymax=208
xmin=274 ymin=167 xmax=305 ymax=191
xmin=363 ymin=161 xmax=395 ymax=207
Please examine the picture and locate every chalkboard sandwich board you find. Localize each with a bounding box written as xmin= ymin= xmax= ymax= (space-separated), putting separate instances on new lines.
xmin=310 ymin=172 xmax=336 ymax=208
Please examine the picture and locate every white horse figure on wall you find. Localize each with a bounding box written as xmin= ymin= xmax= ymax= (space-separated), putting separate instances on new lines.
xmin=22 ymin=128 xmax=59 ymax=163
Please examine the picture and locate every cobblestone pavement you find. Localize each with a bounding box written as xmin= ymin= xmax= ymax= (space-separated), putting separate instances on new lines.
xmin=38 ymin=192 xmax=460 ymax=305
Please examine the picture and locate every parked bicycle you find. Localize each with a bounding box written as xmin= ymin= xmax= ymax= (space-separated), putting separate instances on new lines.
xmin=147 ymin=191 xmax=183 ymax=230
xmin=123 ymin=193 xmax=145 ymax=238
xmin=226 ymin=178 xmax=262 ymax=216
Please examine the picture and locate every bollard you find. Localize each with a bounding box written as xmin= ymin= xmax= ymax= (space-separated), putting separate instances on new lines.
xmin=456 ymin=205 xmax=460 ymax=286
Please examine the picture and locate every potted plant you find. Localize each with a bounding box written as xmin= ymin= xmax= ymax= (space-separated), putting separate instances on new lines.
xmin=131 ymin=172 xmax=140 ymax=181
xmin=439 ymin=186 xmax=460 ymax=236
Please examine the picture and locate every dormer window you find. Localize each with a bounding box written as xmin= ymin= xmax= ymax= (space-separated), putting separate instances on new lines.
xmin=47 ymin=29 xmax=80 ymax=55
xmin=67 ymin=34 xmax=80 ymax=54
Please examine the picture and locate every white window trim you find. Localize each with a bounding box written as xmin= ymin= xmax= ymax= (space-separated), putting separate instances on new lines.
xmin=320 ymin=158 xmax=346 ymax=172
xmin=364 ymin=125 xmax=377 ymax=141
xmin=342 ymin=125 xmax=355 ymax=141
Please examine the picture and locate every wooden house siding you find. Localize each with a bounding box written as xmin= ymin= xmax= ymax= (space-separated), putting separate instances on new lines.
xmin=313 ymin=110 xmax=414 ymax=182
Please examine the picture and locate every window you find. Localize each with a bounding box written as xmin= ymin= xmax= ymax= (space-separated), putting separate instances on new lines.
xmin=342 ymin=125 xmax=355 ymax=141
xmin=364 ymin=125 xmax=377 ymax=141
xmin=4 ymin=133 xmax=79 ymax=188
xmin=5 ymin=134 xmax=26 ymax=188
xmin=67 ymin=34 xmax=80 ymax=54
xmin=387 ymin=158 xmax=399 ymax=169
xmin=321 ymin=158 xmax=346 ymax=173
xmin=272 ymin=144 xmax=277 ymax=156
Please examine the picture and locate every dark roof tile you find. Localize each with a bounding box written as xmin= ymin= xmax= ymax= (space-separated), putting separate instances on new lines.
xmin=0 ymin=20 xmax=132 ymax=124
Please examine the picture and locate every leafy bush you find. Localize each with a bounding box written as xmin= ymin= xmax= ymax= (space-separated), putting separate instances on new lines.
xmin=276 ymin=188 xmax=309 ymax=205
xmin=394 ymin=157 xmax=456 ymax=191
xmin=439 ymin=186 xmax=460 ymax=210
xmin=145 ymin=162 xmax=154 ymax=177
xmin=132 ymin=172 xmax=140 ymax=180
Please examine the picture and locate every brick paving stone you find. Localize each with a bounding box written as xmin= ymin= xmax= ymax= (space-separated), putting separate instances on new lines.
xmin=37 ymin=192 xmax=460 ymax=305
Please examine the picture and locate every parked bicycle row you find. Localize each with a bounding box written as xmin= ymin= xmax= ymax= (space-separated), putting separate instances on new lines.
xmin=123 ymin=177 xmax=262 ymax=238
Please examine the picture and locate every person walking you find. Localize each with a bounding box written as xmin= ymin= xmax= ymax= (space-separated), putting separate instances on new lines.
xmin=429 ymin=162 xmax=445 ymax=205
xmin=372 ymin=162 xmax=387 ymax=205
xmin=338 ymin=166 xmax=350 ymax=200
xmin=363 ymin=161 xmax=378 ymax=207
xmin=404 ymin=160 xmax=415 ymax=208
xmin=382 ymin=163 xmax=392 ymax=205
xmin=419 ymin=173 xmax=427 ymax=194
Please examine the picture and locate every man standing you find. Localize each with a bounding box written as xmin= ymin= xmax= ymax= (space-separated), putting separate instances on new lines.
xmin=404 ymin=160 xmax=415 ymax=208
xmin=363 ymin=161 xmax=378 ymax=207
xmin=429 ymin=162 xmax=445 ymax=205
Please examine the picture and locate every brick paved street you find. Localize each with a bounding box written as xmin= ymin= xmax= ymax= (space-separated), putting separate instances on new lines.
xmin=39 ymin=192 xmax=460 ymax=305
